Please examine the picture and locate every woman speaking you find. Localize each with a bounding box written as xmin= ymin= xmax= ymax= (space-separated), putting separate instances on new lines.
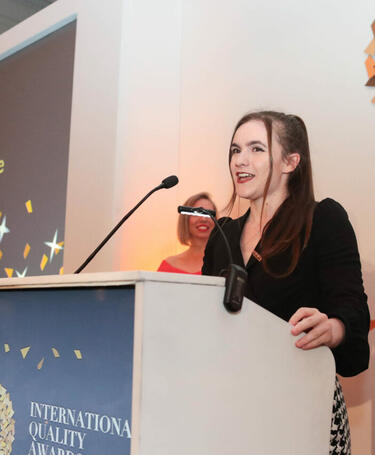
xmin=202 ymin=111 xmax=370 ymax=455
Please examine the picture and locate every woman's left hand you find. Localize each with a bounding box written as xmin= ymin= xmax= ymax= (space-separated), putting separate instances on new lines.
xmin=289 ymin=307 xmax=346 ymax=350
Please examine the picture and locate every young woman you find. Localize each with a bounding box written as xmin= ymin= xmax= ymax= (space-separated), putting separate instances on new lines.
xmin=202 ymin=111 xmax=370 ymax=454
xmin=158 ymin=192 xmax=217 ymax=274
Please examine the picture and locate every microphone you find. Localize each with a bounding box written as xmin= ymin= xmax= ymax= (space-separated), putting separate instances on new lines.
xmin=161 ymin=175 xmax=178 ymax=189
xmin=177 ymin=205 xmax=247 ymax=313
xmin=178 ymin=205 xmax=216 ymax=218
xmin=75 ymin=175 xmax=179 ymax=273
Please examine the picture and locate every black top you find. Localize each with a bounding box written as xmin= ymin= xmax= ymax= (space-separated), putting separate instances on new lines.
xmin=202 ymin=198 xmax=370 ymax=377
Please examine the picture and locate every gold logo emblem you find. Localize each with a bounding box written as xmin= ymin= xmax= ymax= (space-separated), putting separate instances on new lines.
xmin=0 ymin=384 xmax=15 ymax=454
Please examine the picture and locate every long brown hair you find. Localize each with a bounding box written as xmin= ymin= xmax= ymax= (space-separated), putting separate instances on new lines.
xmin=228 ymin=111 xmax=316 ymax=277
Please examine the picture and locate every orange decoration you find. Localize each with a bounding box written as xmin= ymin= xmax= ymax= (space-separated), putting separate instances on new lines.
xmin=365 ymin=56 xmax=375 ymax=79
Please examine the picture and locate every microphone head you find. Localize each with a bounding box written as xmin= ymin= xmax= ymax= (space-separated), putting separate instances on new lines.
xmin=161 ymin=175 xmax=179 ymax=189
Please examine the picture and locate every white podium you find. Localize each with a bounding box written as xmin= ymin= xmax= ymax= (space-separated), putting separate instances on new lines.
xmin=0 ymin=271 xmax=335 ymax=455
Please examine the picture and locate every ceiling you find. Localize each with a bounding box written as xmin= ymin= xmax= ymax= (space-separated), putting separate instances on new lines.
xmin=0 ymin=0 xmax=57 ymax=35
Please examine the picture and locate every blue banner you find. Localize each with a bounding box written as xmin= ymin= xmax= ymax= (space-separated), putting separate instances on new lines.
xmin=0 ymin=286 xmax=135 ymax=455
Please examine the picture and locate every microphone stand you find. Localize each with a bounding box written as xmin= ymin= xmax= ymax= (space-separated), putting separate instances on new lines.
xmin=75 ymin=176 xmax=178 ymax=273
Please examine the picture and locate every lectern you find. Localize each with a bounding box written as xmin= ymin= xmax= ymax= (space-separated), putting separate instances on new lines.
xmin=0 ymin=271 xmax=335 ymax=455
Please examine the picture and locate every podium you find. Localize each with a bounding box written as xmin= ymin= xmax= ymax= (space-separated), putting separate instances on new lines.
xmin=0 ymin=271 xmax=335 ymax=455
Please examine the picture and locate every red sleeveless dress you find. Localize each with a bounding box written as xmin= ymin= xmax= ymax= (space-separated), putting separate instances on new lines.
xmin=157 ymin=260 xmax=201 ymax=275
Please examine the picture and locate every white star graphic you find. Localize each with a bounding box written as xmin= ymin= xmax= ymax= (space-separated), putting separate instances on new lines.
xmin=0 ymin=215 xmax=10 ymax=243
xmin=44 ymin=230 xmax=63 ymax=261
xmin=16 ymin=267 xmax=28 ymax=278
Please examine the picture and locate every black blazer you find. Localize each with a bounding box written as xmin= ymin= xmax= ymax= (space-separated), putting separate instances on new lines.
xmin=202 ymin=198 xmax=370 ymax=377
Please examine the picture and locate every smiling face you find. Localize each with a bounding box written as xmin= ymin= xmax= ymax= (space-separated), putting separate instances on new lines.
xmin=229 ymin=120 xmax=299 ymax=205
xmin=188 ymin=198 xmax=215 ymax=241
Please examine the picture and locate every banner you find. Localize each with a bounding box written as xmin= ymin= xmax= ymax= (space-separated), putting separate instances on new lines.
xmin=0 ymin=286 xmax=135 ymax=455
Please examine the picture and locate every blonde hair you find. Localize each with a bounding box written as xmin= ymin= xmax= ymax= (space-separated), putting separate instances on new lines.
xmin=177 ymin=192 xmax=217 ymax=245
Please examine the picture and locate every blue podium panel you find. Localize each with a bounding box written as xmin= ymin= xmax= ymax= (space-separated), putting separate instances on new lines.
xmin=0 ymin=286 xmax=135 ymax=455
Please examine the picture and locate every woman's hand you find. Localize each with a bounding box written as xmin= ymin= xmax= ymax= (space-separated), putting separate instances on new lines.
xmin=289 ymin=307 xmax=346 ymax=350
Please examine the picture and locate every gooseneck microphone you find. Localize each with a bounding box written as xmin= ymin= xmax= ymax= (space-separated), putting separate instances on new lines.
xmin=75 ymin=175 xmax=179 ymax=273
xmin=177 ymin=205 xmax=248 ymax=313
xmin=161 ymin=175 xmax=179 ymax=189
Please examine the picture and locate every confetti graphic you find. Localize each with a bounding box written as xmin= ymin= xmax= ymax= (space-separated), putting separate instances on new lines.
xmin=23 ymin=243 xmax=30 ymax=259
xmin=20 ymin=347 xmax=30 ymax=359
xmin=44 ymin=230 xmax=64 ymax=261
xmin=25 ymin=200 xmax=33 ymax=214
xmin=40 ymin=254 xmax=48 ymax=272
xmin=0 ymin=25 xmax=71 ymax=278
xmin=0 ymin=215 xmax=10 ymax=243
xmin=0 ymin=200 xmax=66 ymax=277
xmin=0 ymin=191 xmax=65 ymax=276
xmin=55 ymin=241 xmax=64 ymax=255
xmin=2 ymin=343 xmax=82 ymax=369
xmin=74 ymin=350 xmax=83 ymax=360
xmin=4 ymin=268 xmax=13 ymax=278
xmin=15 ymin=267 xmax=27 ymax=278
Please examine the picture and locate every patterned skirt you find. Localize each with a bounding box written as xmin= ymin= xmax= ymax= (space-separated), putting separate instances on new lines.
xmin=329 ymin=376 xmax=351 ymax=454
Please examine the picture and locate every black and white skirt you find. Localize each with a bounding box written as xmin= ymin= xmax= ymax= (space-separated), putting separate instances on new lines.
xmin=329 ymin=377 xmax=351 ymax=455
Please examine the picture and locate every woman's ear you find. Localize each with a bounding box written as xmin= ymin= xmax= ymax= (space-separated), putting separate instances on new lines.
xmin=283 ymin=153 xmax=300 ymax=174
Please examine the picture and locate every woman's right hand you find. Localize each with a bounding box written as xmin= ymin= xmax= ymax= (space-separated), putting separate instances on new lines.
xmin=289 ymin=307 xmax=346 ymax=350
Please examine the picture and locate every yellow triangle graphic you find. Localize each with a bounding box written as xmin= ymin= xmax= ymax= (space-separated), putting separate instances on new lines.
xmin=4 ymin=268 xmax=13 ymax=278
xmin=20 ymin=346 xmax=30 ymax=359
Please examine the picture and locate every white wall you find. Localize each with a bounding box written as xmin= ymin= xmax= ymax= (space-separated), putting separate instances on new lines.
xmin=112 ymin=0 xmax=183 ymax=271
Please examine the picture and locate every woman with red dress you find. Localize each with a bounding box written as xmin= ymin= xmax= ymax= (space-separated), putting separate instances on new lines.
xmin=158 ymin=192 xmax=217 ymax=275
